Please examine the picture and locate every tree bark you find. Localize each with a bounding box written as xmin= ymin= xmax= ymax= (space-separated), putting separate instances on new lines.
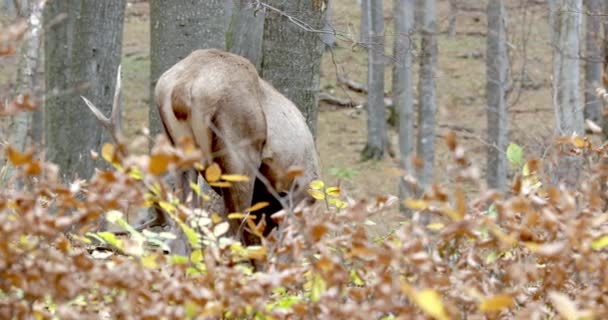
xmin=448 ymin=0 xmax=458 ymax=37
xmin=361 ymin=0 xmax=386 ymax=160
xmin=149 ymin=0 xmax=229 ymax=136
xmin=393 ymin=0 xmax=416 ymax=215
xmin=44 ymin=0 xmax=126 ymax=180
xmin=584 ymin=0 xmax=603 ymax=127
xmin=1 ymin=0 xmax=43 ymax=153
xmin=416 ymin=0 xmax=438 ymax=193
xmin=486 ymin=0 xmax=509 ymax=192
xmin=322 ymin=0 xmax=336 ymax=48
xmin=360 ymin=0 xmax=369 ymax=43
xmin=551 ymin=0 xmax=584 ymax=186
xmin=226 ymin=0 xmax=266 ymax=71
xmin=260 ymin=0 xmax=326 ymax=137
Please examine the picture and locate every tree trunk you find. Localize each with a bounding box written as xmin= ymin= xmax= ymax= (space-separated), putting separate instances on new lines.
xmin=226 ymin=0 xmax=266 ymax=71
xmin=448 ymin=0 xmax=457 ymax=37
xmin=584 ymin=0 xmax=603 ymax=127
xmin=360 ymin=0 xmax=369 ymax=43
xmin=486 ymin=0 xmax=508 ymax=192
xmin=1 ymin=0 xmax=43 ymax=153
xmin=322 ymin=0 xmax=337 ymax=48
xmin=149 ymin=0 xmax=229 ymax=136
xmin=44 ymin=0 xmax=126 ymax=180
xmin=416 ymin=0 xmax=438 ymax=193
xmin=260 ymin=0 xmax=326 ymax=137
xmin=551 ymin=0 xmax=584 ymax=186
xmin=360 ymin=0 xmax=386 ymax=160
xmin=393 ymin=0 xmax=416 ymax=215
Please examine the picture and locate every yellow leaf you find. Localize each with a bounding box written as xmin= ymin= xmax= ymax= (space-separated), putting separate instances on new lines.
xmin=220 ymin=174 xmax=250 ymax=182
xmin=128 ymin=167 xmax=143 ymax=180
xmin=308 ymin=189 xmax=325 ymax=200
xmin=479 ymin=294 xmax=514 ymax=312
xmin=247 ymin=201 xmax=269 ymax=212
xmin=158 ymin=201 xmax=176 ymax=213
xmin=209 ymin=181 xmax=231 ymax=188
xmin=413 ymin=289 xmax=449 ymax=320
xmin=227 ymin=212 xmax=247 ymax=220
xmin=310 ymin=273 xmax=326 ymax=302
xmin=205 ymin=163 xmax=222 ymax=182
xmin=426 ymin=223 xmax=445 ymax=231
xmin=403 ymin=198 xmax=428 ymax=210
xmin=325 ymin=187 xmax=341 ymax=197
xmin=101 ymin=143 xmax=115 ymax=164
xmin=140 ymin=254 xmax=159 ymax=269
xmin=149 ymin=153 xmax=172 ymax=175
xmin=244 ymin=246 xmax=267 ymax=260
xmin=189 ymin=181 xmax=201 ymax=196
xmin=309 ymin=180 xmax=325 ymax=190
xmin=190 ymin=250 xmax=203 ymax=264
xmin=591 ymin=236 xmax=608 ymax=250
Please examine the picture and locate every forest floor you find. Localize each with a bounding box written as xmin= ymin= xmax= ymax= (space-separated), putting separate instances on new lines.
xmin=1 ymin=0 xmax=561 ymax=235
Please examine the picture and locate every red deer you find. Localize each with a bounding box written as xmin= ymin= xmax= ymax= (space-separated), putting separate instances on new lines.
xmin=154 ymin=49 xmax=320 ymax=253
xmin=85 ymin=49 xmax=320 ymax=256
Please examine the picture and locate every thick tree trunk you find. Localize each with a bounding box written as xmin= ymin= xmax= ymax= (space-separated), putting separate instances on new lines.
xmin=393 ymin=0 xmax=416 ymax=215
xmin=486 ymin=0 xmax=509 ymax=192
xmin=149 ymin=0 xmax=229 ymax=136
xmin=551 ymin=0 xmax=584 ymax=186
xmin=44 ymin=0 xmax=126 ymax=180
xmin=361 ymin=0 xmax=386 ymax=160
xmin=416 ymin=0 xmax=438 ymax=193
xmin=260 ymin=0 xmax=326 ymax=137
xmin=226 ymin=0 xmax=265 ymax=71
xmin=584 ymin=0 xmax=603 ymax=126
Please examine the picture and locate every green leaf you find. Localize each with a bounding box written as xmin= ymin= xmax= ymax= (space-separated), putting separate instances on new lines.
xmin=506 ymin=143 xmax=524 ymax=166
xmin=97 ymin=232 xmax=122 ymax=249
xmin=170 ymin=255 xmax=188 ymax=265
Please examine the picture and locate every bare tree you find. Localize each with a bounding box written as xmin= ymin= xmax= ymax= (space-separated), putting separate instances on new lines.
xmin=550 ymin=0 xmax=584 ymax=186
xmin=260 ymin=0 xmax=326 ymax=137
xmin=486 ymin=0 xmax=509 ymax=192
xmin=1 ymin=0 xmax=43 ymax=155
xmin=393 ymin=0 xmax=416 ymax=212
xmin=584 ymin=0 xmax=603 ymax=127
xmin=360 ymin=0 xmax=369 ymax=43
xmin=416 ymin=0 xmax=438 ymax=194
xmin=44 ymin=0 xmax=126 ymax=180
xmin=226 ymin=0 xmax=266 ymax=71
xmin=322 ymin=0 xmax=336 ymax=48
xmin=149 ymin=0 xmax=230 ymax=136
xmin=361 ymin=0 xmax=387 ymax=160
xmin=448 ymin=0 xmax=458 ymax=37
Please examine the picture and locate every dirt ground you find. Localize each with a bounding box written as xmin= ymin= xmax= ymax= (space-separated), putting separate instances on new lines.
xmin=2 ymin=1 xmax=562 ymax=234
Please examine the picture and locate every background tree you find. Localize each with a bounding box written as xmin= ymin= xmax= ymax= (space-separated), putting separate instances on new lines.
xmin=583 ymin=0 xmax=603 ymax=128
xmin=416 ymin=0 xmax=438 ymax=196
xmin=149 ymin=0 xmax=230 ymax=136
xmin=322 ymin=0 xmax=337 ymax=48
xmin=486 ymin=0 xmax=508 ymax=192
xmin=1 ymin=0 xmax=43 ymax=154
xmin=393 ymin=0 xmax=415 ymax=214
xmin=260 ymin=0 xmax=326 ymax=137
xmin=361 ymin=0 xmax=386 ymax=160
xmin=226 ymin=0 xmax=266 ymax=71
xmin=550 ymin=0 xmax=584 ymax=186
xmin=44 ymin=0 xmax=126 ymax=180
xmin=359 ymin=0 xmax=369 ymax=43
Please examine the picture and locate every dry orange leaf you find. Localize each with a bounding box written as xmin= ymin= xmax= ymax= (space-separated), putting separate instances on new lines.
xmin=149 ymin=153 xmax=172 ymax=176
xmin=247 ymin=201 xmax=269 ymax=212
xmin=6 ymin=146 xmax=33 ymax=166
xmin=479 ymin=294 xmax=514 ymax=312
xmin=205 ymin=163 xmax=222 ymax=182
